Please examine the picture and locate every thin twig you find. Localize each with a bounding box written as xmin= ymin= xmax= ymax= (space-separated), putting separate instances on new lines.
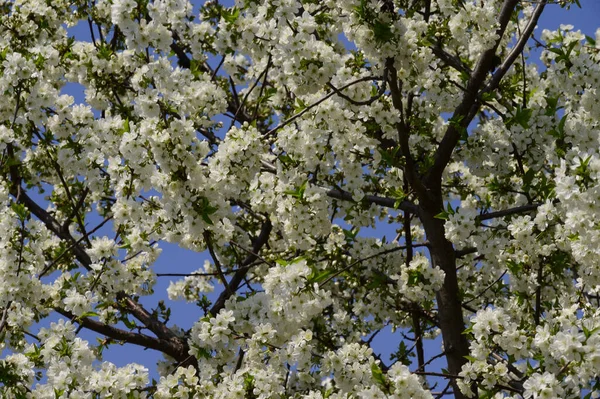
xmin=39 ymin=215 xmax=114 ymax=278
xmin=265 ymin=76 xmax=381 ymax=137
xmin=464 ymin=270 xmax=508 ymax=306
xmin=229 ymin=240 xmax=276 ymax=268
xmin=320 ymin=244 xmax=427 ymax=287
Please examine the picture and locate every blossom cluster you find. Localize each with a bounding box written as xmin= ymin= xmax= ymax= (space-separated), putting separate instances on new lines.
xmin=0 ymin=0 xmax=599 ymax=398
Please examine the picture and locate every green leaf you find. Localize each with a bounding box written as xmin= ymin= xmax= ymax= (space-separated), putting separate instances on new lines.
xmin=11 ymin=203 xmax=29 ymax=220
xmin=390 ymin=340 xmax=414 ymax=366
xmin=434 ymin=211 xmax=449 ymax=220
xmin=407 ymin=270 xmax=423 ymax=286
xmin=522 ymin=168 xmax=536 ymax=188
xmin=510 ymin=106 xmax=533 ymax=129
xmin=307 ymin=268 xmax=335 ymax=284
xmin=192 ymin=196 xmax=218 ymax=225
xmin=352 ymin=0 xmax=370 ymax=21
xmin=119 ymin=237 xmax=132 ymax=250
xmin=391 ymin=188 xmax=406 ymax=208
xmin=449 ymin=114 xmax=467 ymax=136
xmin=366 ymin=272 xmax=389 ymax=290
xmin=243 ymin=372 xmax=255 ymax=394
xmin=372 ymin=21 xmax=394 ymax=44
xmin=558 ymin=114 xmax=567 ymax=134
xmin=480 ymin=91 xmax=496 ymax=102
xmin=122 ymin=317 xmax=137 ymax=329
xmin=548 ymin=47 xmax=564 ymax=56
xmin=78 ymin=311 xmax=99 ymax=319
xmin=343 ymin=227 xmax=359 ymax=241
xmin=378 ymin=146 xmax=401 ymax=167
xmin=370 ymin=362 xmax=389 ymax=393
xmin=582 ymin=325 xmax=599 ymax=339
xmin=222 ymin=7 xmax=240 ymax=24
xmin=284 ymin=180 xmax=308 ymax=201
xmin=196 ymin=347 xmax=212 ymax=360
xmin=506 ymin=259 xmax=521 ymax=274
xmin=586 ymin=35 xmax=596 ymax=46
xmin=544 ymin=95 xmax=560 ymax=116
xmin=190 ymin=59 xmax=205 ymax=78
xmin=97 ymin=43 xmax=114 ymax=60
xmin=446 ymin=202 xmax=456 ymax=215
xmin=295 ymin=97 xmax=307 ymax=112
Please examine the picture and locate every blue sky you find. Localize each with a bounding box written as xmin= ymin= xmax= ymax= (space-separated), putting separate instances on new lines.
xmin=57 ymin=0 xmax=600 ymax=383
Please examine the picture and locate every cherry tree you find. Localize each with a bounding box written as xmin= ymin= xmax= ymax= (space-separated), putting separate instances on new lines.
xmin=0 ymin=0 xmax=599 ymax=397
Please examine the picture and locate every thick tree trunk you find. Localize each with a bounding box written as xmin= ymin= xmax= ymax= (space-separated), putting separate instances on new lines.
xmin=420 ymin=210 xmax=472 ymax=399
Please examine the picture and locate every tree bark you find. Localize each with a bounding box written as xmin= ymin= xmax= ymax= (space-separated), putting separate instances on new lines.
xmin=419 ymin=206 xmax=472 ymax=399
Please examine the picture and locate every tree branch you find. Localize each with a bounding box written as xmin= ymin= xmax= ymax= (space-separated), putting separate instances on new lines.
xmin=482 ymin=0 xmax=548 ymax=94
xmin=265 ymin=76 xmax=381 ymax=138
xmin=386 ymin=60 xmax=430 ymax=203
xmin=11 ymin=187 xmax=194 ymax=367
xmin=478 ymin=202 xmax=542 ymax=221
xmin=11 ymin=188 xmax=93 ymax=269
xmin=325 ymin=187 xmax=420 ymax=214
xmin=170 ymin=39 xmax=254 ymax=124
xmin=427 ymin=0 xmax=521 ymax=186
xmin=55 ymin=308 xmax=189 ymax=363
xmin=455 ymin=202 xmax=544 ymax=257
xmin=431 ymin=44 xmax=472 ymax=75
xmin=210 ymin=220 xmax=272 ymax=315
xmin=326 ymin=69 xmax=387 ymax=106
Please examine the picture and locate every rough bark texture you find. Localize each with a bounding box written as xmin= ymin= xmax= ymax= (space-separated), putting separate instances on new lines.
xmin=420 ymin=210 xmax=471 ymax=399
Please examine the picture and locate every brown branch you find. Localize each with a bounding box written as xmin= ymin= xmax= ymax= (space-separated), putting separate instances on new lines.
xmin=39 ymin=215 xmax=113 ymax=278
xmin=0 ymin=304 xmax=11 ymax=336
xmin=325 ymin=187 xmax=420 ymax=214
xmin=455 ymin=202 xmax=547 ymax=257
xmin=320 ymin=244 xmax=427 ymax=287
xmin=11 ymin=188 xmax=93 ymax=269
xmin=385 ymin=60 xmax=430 ymax=203
xmin=431 ymin=45 xmax=472 ymax=75
xmin=420 ymin=215 xmax=471 ymax=399
xmin=434 ymin=381 xmax=454 ymax=399
xmin=170 ymin=40 xmax=253 ymax=124
xmin=49 ymin=156 xmax=91 ymax=246
xmin=510 ymin=143 xmax=533 ymax=203
xmin=210 ymin=220 xmax=272 ymax=315
xmin=55 ymin=308 xmax=189 ymax=362
xmin=265 ymin=76 xmax=380 ymax=138
xmin=413 ymin=312 xmax=425 ymax=371
xmin=416 ymin=350 xmax=447 ymax=373
xmin=464 ymin=270 xmax=508 ymax=306
xmin=234 ymin=348 xmax=245 ymax=373
xmin=326 ymin=69 xmax=387 ymax=106
xmin=482 ymin=0 xmax=548 ymax=95
xmin=116 ymin=294 xmax=176 ymax=342
xmin=204 ymin=232 xmax=230 ymax=295
xmin=478 ymin=202 xmax=542 ymax=221
xmin=414 ymin=371 xmax=463 ymax=379
xmin=534 ymin=261 xmax=543 ymax=325
xmin=427 ymin=0 xmax=521 ymax=186
xmin=384 ymin=296 xmax=439 ymax=327
xmin=155 ymin=264 xmax=255 ymax=278
xmin=231 ymin=55 xmax=271 ymax=125
xmin=253 ymin=57 xmax=272 ymax=119
xmin=13 ymin=189 xmax=194 ymax=366
xmin=229 ymin=240 xmax=276 ymax=268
